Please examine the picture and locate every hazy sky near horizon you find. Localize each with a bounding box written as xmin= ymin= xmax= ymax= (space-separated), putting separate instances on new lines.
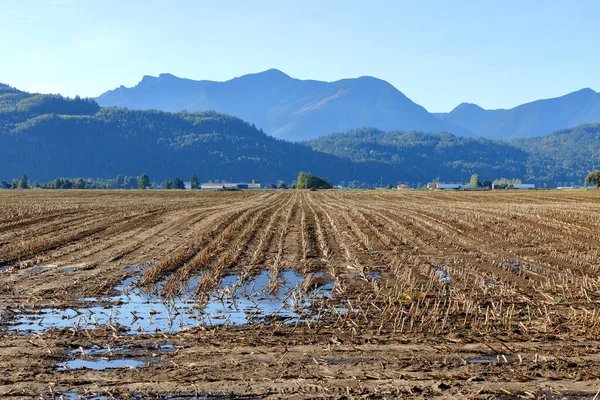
xmin=1 ymin=0 xmax=598 ymax=112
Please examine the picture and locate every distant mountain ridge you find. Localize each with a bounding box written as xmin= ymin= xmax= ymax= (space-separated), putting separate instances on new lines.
xmin=436 ymin=88 xmax=600 ymax=139
xmin=98 ymin=70 xmax=600 ymax=141
xmin=97 ymin=69 xmax=471 ymax=141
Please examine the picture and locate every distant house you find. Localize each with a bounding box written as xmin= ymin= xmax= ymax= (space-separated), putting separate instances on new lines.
xmin=429 ymin=182 xmax=461 ymax=190
xmin=201 ymin=183 xmax=225 ymax=190
xmin=397 ymin=184 xmax=410 ymax=190
xmin=462 ymin=184 xmax=480 ymax=191
xmin=201 ymin=182 xmax=262 ymax=190
xmin=512 ymin=183 xmax=535 ymax=190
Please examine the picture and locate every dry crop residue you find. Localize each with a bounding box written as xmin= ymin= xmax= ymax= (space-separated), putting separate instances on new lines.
xmin=1 ymin=189 xmax=600 ymax=398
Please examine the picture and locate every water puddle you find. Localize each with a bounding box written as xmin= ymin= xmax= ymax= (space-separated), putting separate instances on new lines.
xmin=68 ymin=342 xmax=177 ymax=356
xmin=0 ymin=264 xmax=13 ymax=273
xmin=55 ymin=392 xmax=257 ymax=399
xmin=59 ymin=266 xmax=78 ymax=273
xmin=502 ymin=260 xmax=522 ymax=273
xmin=435 ymin=268 xmax=451 ymax=283
xmin=483 ymin=279 xmax=500 ymax=288
xmin=57 ymin=358 xmax=146 ymax=370
xmin=5 ymin=269 xmax=335 ymax=334
xmin=467 ymin=354 xmax=518 ymax=364
xmin=365 ymin=272 xmax=383 ymax=280
xmin=23 ymin=266 xmax=45 ymax=276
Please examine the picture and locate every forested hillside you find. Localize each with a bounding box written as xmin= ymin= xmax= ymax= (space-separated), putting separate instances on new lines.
xmin=306 ymin=128 xmax=528 ymax=182
xmin=306 ymin=125 xmax=600 ymax=185
xmin=510 ymin=123 xmax=600 ymax=182
xmin=2 ymin=84 xmax=600 ymax=186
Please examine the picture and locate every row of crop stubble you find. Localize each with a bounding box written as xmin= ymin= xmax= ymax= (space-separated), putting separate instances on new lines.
xmin=1 ymin=189 xmax=600 ymax=337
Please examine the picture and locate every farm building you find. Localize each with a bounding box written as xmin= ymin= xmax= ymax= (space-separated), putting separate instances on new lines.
xmin=201 ymin=182 xmax=262 ymax=190
xmin=397 ymin=184 xmax=410 ymax=190
xmin=462 ymin=184 xmax=481 ymax=191
xmin=201 ymin=183 xmax=225 ymax=190
xmin=438 ymin=183 xmax=462 ymax=190
xmin=512 ymin=183 xmax=535 ymax=190
xmin=428 ymin=182 xmax=462 ymax=190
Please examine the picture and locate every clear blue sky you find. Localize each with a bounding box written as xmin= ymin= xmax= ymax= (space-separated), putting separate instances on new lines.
xmin=1 ymin=0 xmax=598 ymax=112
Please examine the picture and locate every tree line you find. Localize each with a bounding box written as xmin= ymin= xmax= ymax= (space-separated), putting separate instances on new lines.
xmin=0 ymin=172 xmax=337 ymax=190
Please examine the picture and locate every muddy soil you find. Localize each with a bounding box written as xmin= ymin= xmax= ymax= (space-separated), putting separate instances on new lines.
xmin=1 ymin=190 xmax=600 ymax=398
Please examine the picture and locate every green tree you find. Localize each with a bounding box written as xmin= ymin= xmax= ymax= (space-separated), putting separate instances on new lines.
xmin=11 ymin=179 xmax=18 ymax=189
xmin=115 ymin=174 xmax=124 ymax=189
xmin=585 ymin=170 xmax=600 ymax=188
xmin=296 ymin=171 xmax=332 ymax=189
xmin=385 ymin=183 xmax=393 ymax=189
xmin=18 ymin=174 xmax=28 ymax=189
xmin=251 ymin=179 xmax=259 ymax=184
xmin=138 ymin=174 xmax=150 ymax=189
xmin=73 ymin=178 xmax=86 ymax=189
xmin=277 ymin=181 xmax=287 ymax=189
xmin=469 ymin=173 xmax=481 ymax=187
xmin=190 ymin=173 xmax=199 ymax=189
xmin=172 ymin=177 xmax=185 ymax=189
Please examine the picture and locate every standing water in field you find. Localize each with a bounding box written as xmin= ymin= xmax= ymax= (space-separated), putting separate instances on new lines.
xmin=3 ymin=267 xmax=335 ymax=334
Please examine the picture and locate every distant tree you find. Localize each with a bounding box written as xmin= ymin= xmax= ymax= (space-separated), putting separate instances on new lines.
xmin=161 ymin=180 xmax=172 ymax=189
xmin=138 ymin=174 xmax=150 ymax=189
xmin=385 ymin=183 xmax=393 ymax=189
xmin=585 ymin=170 xmax=600 ymax=188
xmin=172 ymin=177 xmax=185 ymax=189
xmin=0 ymin=181 xmax=11 ymax=189
xmin=469 ymin=173 xmax=481 ymax=187
xmin=32 ymin=180 xmax=40 ymax=188
xmin=482 ymin=179 xmax=492 ymax=189
xmin=11 ymin=179 xmax=18 ymax=189
xmin=190 ymin=173 xmax=199 ymax=189
xmin=277 ymin=181 xmax=287 ymax=189
xmin=251 ymin=179 xmax=259 ymax=184
xmin=18 ymin=174 xmax=29 ymax=189
xmin=296 ymin=171 xmax=332 ymax=190
xmin=73 ymin=178 xmax=86 ymax=189
xmin=124 ymin=176 xmax=136 ymax=189
xmin=116 ymin=174 xmax=124 ymax=189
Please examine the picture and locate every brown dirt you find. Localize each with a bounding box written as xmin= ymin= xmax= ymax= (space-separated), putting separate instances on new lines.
xmin=1 ymin=189 xmax=600 ymax=399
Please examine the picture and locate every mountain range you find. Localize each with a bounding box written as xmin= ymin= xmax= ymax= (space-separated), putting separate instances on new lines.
xmin=96 ymin=69 xmax=471 ymax=141
xmin=2 ymin=83 xmax=600 ymax=186
xmin=435 ymin=88 xmax=600 ymax=139
xmin=97 ymin=69 xmax=600 ymax=141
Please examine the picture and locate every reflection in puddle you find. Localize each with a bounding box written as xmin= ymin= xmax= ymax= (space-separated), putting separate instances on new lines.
xmin=57 ymin=358 xmax=146 ymax=370
xmin=56 ymin=391 xmax=259 ymax=399
xmin=467 ymin=354 xmax=518 ymax=364
xmin=484 ymin=279 xmax=500 ymax=288
xmin=6 ymin=269 xmax=335 ymax=334
xmin=69 ymin=342 xmax=177 ymax=356
xmin=435 ymin=268 xmax=451 ymax=283
xmin=24 ymin=266 xmax=46 ymax=276
xmin=0 ymin=264 xmax=13 ymax=273
xmin=502 ymin=260 xmax=522 ymax=272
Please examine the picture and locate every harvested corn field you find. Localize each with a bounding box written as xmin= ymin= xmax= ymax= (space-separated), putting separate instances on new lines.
xmin=1 ymin=189 xmax=600 ymax=399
